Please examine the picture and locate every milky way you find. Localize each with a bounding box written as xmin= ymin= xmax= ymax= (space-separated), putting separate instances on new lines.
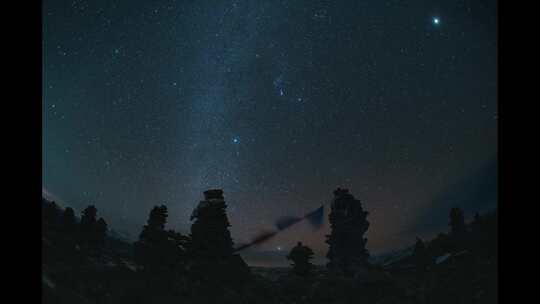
xmin=43 ymin=0 xmax=497 ymax=266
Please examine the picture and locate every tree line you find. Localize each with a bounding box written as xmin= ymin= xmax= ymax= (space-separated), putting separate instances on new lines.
xmin=43 ymin=188 xmax=497 ymax=303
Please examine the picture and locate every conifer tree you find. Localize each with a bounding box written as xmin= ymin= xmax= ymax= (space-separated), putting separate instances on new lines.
xmin=95 ymin=217 xmax=107 ymax=251
xmin=61 ymin=207 xmax=77 ymax=233
xmin=80 ymin=205 xmax=97 ymax=229
xmin=413 ymin=237 xmax=429 ymax=272
xmin=80 ymin=205 xmax=98 ymax=253
xmin=135 ymin=205 xmax=170 ymax=270
xmin=190 ymin=189 xmax=234 ymax=258
xmin=43 ymin=201 xmax=60 ymax=228
xmin=449 ymin=207 xmax=466 ymax=235
xmin=287 ymin=242 xmax=315 ymax=276
xmin=189 ymin=189 xmax=249 ymax=287
xmin=60 ymin=207 xmax=77 ymax=252
xmin=326 ymin=188 xmax=370 ymax=276
xmin=134 ymin=205 xmax=189 ymax=297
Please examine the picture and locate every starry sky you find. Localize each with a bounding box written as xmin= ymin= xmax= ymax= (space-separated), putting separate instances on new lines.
xmin=43 ymin=0 xmax=497 ymax=267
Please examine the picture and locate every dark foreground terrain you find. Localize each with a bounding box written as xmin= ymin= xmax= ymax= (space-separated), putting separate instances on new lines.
xmin=43 ymin=198 xmax=497 ymax=304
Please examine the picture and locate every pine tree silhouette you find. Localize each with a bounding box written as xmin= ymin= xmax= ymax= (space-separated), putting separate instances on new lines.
xmin=78 ymin=205 xmax=109 ymax=256
xmin=188 ymin=189 xmax=249 ymax=289
xmin=95 ymin=217 xmax=107 ymax=252
xmin=413 ymin=237 xmax=429 ymax=274
xmin=80 ymin=205 xmax=97 ymax=228
xmin=449 ymin=207 xmax=465 ymax=235
xmin=190 ymin=189 xmax=234 ymax=258
xmin=61 ymin=207 xmax=76 ymax=232
xmin=326 ymin=188 xmax=370 ymax=276
xmin=135 ymin=205 xmax=170 ymax=271
xmin=287 ymin=241 xmax=315 ymax=276
xmin=43 ymin=200 xmax=60 ymax=229
xmin=59 ymin=207 xmax=78 ymax=254
xmin=134 ymin=205 xmax=190 ymax=298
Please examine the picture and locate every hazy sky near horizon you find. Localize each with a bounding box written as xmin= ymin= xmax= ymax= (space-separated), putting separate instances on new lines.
xmin=43 ymin=0 xmax=497 ymax=266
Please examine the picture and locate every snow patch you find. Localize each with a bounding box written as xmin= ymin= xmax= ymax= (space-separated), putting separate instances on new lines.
xmin=435 ymin=253 xmax=451 ymax=264
xmin=122 ymin=260 xmax=138 ymax=272
xmin=42 ymin=274 xmax=56 ymax=289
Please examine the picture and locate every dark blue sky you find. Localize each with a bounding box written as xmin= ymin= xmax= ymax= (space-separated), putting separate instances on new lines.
xmin=43 ymin=0 xmax=497 ymax=266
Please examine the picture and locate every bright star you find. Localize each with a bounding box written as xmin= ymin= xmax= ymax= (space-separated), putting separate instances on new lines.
xmin=232 ymin=137 xmax=240 ymax=144
xmin=433 ymin=17 xmax=440 ymax=25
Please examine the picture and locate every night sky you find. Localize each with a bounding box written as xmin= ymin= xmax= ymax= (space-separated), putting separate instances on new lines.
xmin=43 ymin=0 xmax=497 ymax=266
